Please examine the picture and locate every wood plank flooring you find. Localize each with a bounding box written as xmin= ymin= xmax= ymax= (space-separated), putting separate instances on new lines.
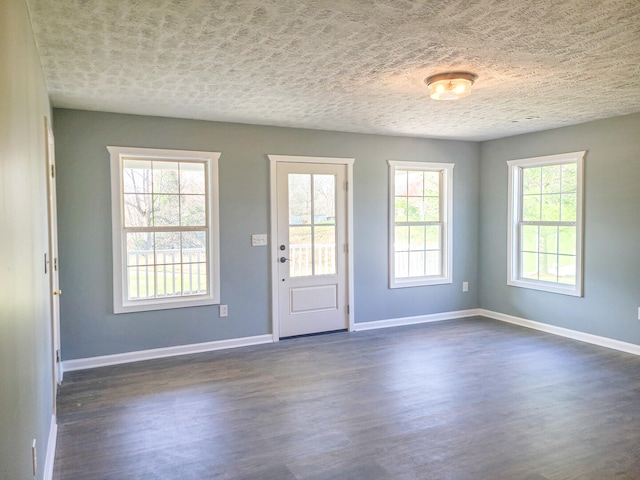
xmin=53 ymin=317 xmax=640 ymax=479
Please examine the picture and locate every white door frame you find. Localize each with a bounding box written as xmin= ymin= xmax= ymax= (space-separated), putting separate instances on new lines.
xmin=44 ymin=117 xmax=62 ymax=392
xmin=268 ymin=155 xmax=355 ymax=341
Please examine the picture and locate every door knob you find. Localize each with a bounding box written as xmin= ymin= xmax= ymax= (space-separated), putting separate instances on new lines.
xmin=280 ymin=257 xmax=290 ymax=263
xmin=53 ymin=290 xmax=62 ymax=296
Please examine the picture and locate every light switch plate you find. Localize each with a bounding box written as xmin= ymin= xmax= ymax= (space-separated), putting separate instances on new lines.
xmin=251 ymin=234 xmax=268 ymax=246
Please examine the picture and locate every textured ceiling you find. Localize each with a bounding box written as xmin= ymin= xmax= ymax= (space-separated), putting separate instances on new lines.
xmin=27 ymin=0 xmax=640 ymax=141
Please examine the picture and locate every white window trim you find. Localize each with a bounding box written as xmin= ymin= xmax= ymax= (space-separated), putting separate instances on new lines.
xmin=507 ymin=151 xmax=585 ymax=297
xmin=108 ymin=146 xmax=221 ymax=314
xmin=388 ymin=160 xmax=454 ymax=289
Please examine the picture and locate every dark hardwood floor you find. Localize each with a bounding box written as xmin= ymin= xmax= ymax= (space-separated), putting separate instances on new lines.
xmin=53 ymin=317 xmax=640 ymax=479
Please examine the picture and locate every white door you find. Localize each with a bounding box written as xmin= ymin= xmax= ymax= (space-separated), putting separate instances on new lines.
xmin=45 ymin=117 xmax=62 ymax=390
xmin=276 ymin=162 xmax=348 ymax=337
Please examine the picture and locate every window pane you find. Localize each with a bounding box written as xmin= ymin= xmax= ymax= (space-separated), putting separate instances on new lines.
xmin=522 ymin=195 xmax=540 ymax=221
xmin=409 ymin=251 xmax=425 ymax=277
xmin=561 ymin=163 xmax=577 ymax=193
xmin=395 ymin=197 xmax=408 ymax=223
xmin=425 ymin=225 xmax=440 ymax=250
xmin=407 ymin=171 xmax=423 ymax=196
xmin=539 ymin=226 xmax=558 ymax=254
xmin=289 ymin=174 xmax=311 ymax=225
xmin=153 ymin=161 xmax=180 ymax=194
xmin=180 ymin=194 xmax=206 ymax=226
xmin=521 ymin=252 xmax=538 ymax=279
xmin=314 ymin=226 xmax=336 ymax=275
xmin=153 ymin=194 xmax=180 ymax=226
xmin=182 ymin=263 xmax=207 ymax=295
xmin=557 ymin=255 xmax=576 ymax=285
xmin=126 ymin=232 xmax=154 ymax=266
xmin=156 ymin=264 xmax=181 ymax=296
xmin=289 ymin=226 xmax=312 ymax=277
xmin=154 ymin=232 xmax=180 ymax=265
xmin=395 ymin=251 xmax=409 ymax=278
xmin=541 ymin=194 xmax=561 ymax=222
xmin=407 ymin=197 xmax=424 ymax=222
xmin=539 ymin=253 xmax=557 ymax=282
xmin=123 ymin=160 xmax=152 ymax=194
xmin=558 ymin=226 xmax=576 ymax=255
xmin=314 ymin=225 xmax=335 ymax=245
xmin=124 ymin=193 xmax=152 ymax=227
xmin=522 ymin=167 xmax=541 ymax=195
xmin=127 ymin=238 xmax=154 ymax=299
xmin=425 ymin=250 xmax=442 ymax=276
xmin=423 ymin=171 xmax=439 ymax=196
xmin=522 ymin=225 xmax=538 ymax=252
xmin=128 ymin=266 xmax=155 ymax=299
xmin=314 ymin=175 xmax=335 ymax=222
xmin=181 ymin=231 xmax=206 ymax=263
xmin=395 ymin=170 xmax=408 ymax=196
xmin=561 ymin=193 xmax=576 ymax=222
xmin=424 ymin=197 xmax=439 ymax=222
xmin=541 ymin=165 xmax=562 ymax=193
xmin=395 ymin=226 xmax=409 ymax=251
xmin=180 ymin=162 xmax=205 ymax=194
xmin=409 ymin=226 xmax=425 ymax=251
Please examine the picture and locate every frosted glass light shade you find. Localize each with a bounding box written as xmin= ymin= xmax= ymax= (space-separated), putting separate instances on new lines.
xmin=425 ymin=72 xmax=478 ymax=100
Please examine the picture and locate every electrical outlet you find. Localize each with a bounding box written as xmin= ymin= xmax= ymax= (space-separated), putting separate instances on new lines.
xmin=32 ymin=439 xmax=37 ymax=476
xmin=219 ymin=305 xmax=228 ymax=317
xmin=462 ymin=281 xmax=469 ymax=293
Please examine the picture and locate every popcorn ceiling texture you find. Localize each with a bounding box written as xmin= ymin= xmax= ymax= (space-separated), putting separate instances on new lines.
xmin=27 ymin=0 xmax=640 ymax=140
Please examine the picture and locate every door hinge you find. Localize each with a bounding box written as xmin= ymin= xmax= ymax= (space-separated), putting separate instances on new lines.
xmin=51 ymin=164 xmax=55 ymax=178
xmin=346 ymin=305 xmax=350 ymax=314
xmin=54 ymin=257 xmax=58 ymax=272
xmin=56 ymin=350 xmax=60 ymax=363
xmin=345 ymin=181 xmax=348 ymax=191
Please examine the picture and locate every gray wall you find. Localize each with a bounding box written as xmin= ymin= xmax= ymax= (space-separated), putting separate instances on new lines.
xmin=53 ymin=109 xmax=480 ymax=360
xmin=0 ymin=0 xmax=55 ymax=478
xmin=479 ymin=113 xmax=640 ymax=344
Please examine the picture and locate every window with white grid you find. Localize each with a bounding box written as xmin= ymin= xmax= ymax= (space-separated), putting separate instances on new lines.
xmin=109 ymin=146 xmax=220 ymax=313
xmin=388 ymin=161 xmax=453 ymax=288
xmin=507 ymin=151 xmax=585 ymax=296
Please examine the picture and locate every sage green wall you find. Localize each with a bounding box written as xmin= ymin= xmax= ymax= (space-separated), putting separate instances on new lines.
xmin=0 ymin=0 xmax=55 ymax=478
xmin=53 ymin=109 xmax=480 ymax=360
xmin=479 ymin=113 xmax=640 ymax=344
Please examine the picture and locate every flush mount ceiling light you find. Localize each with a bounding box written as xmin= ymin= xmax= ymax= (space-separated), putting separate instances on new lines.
xmin=424 ymin=72 xmax=478 ymax=100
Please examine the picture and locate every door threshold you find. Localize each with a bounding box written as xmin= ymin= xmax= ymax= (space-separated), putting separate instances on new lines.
xmin=280 ymin=329 xmax=348 ymax=340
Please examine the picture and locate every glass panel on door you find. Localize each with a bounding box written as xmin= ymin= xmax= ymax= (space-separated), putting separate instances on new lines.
xmin=288 ymin=173 xmax=337 ymax=277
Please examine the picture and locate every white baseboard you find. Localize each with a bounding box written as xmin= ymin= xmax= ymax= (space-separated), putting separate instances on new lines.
xmin=62 ymin=334 xmax=274 ymax=372
xmin=61 ymin=310 xmax=640 ymax=373
xmin=353 ymin=307 xmax=640 ymax=356
xmin=43 ymin=415 xmax=56 ymax=480
xmin=354 ymin=308 xmax=482 ymax=331
xmin=480 ymin=309 xmax=640 ymax=356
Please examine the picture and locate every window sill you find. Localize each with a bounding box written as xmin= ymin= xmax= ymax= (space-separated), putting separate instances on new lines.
xmin=114 ymin=294 xmax=219 ymax=314
xmin=390 ymin=277 xmax=452 ymax=289
xmin=507 ymin=278 xmax=582 ymax=297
